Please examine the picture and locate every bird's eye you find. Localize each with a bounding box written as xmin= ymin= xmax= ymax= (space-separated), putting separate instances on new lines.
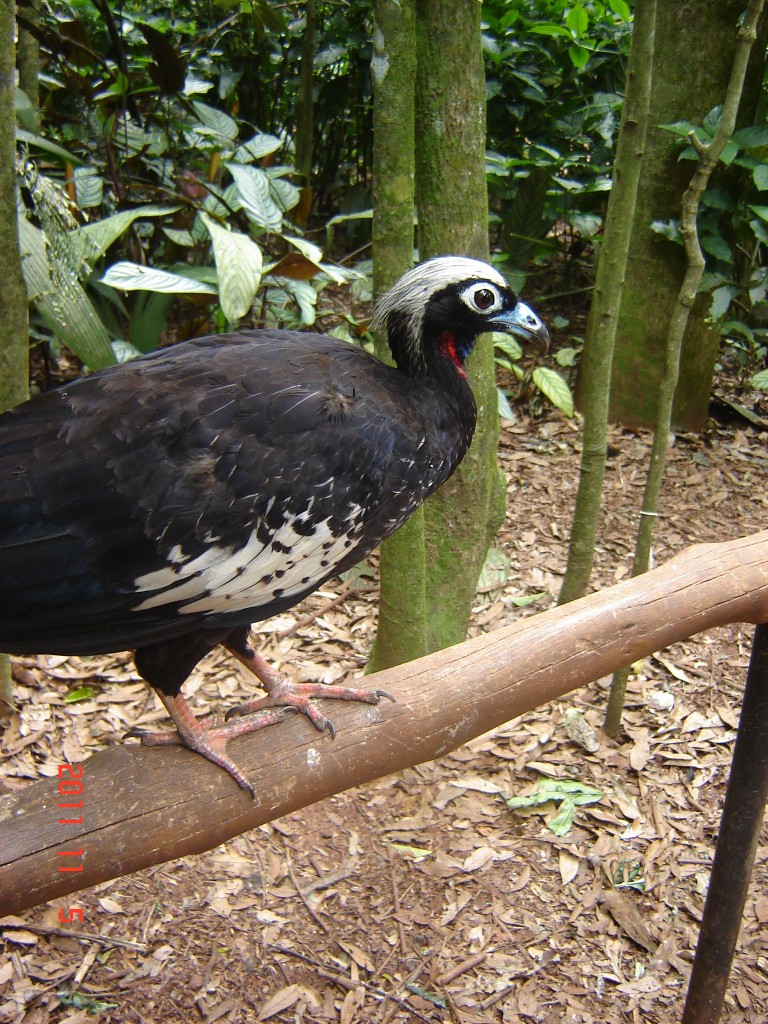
xmin=468 ymin=286 xmax=499 ymax=309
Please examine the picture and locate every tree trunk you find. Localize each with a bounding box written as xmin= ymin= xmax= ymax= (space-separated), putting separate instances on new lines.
xmin=1 ymin=0 xmax=30 ymax=708
xmin=17 ymin=0 xmax=40 ymax=127
xmin=294 ymin=0 xmax=315 ymax=183
xmin=415 ymin=0 xmax=505 ymax=652
xmin=607 ymin=0 xmax=768 ymax=431
xmin=368 ymin=0 xmax=422 ymax=672
xmin=558 ymin=0 xmax=656 ymax=605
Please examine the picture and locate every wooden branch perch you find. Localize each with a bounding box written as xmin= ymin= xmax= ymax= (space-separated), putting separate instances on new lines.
xmin=3 ymin=531 xmax=768 ymax=917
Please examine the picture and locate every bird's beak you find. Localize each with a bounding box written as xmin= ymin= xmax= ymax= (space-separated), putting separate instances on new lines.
xmin=490 ymin=302 xmax=550 ymax=351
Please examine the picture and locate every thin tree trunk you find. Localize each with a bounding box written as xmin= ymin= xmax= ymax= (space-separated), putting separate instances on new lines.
xmin=17 ymin=0 xmax=40 ymax=127
xmin=1 ymin=0 xmax=30 ymax=708
xmin=415 ymin=0 xmax=504 ymax=652
xmin=294 ymin=0 xmax=315 ymax=182
xmin=368 ymin=0 xmax=421 ymax=672
xmin=558 ymin=0 xmax=656 ymax=605
xmin=605 ymin=0 xmax=765 ymax=735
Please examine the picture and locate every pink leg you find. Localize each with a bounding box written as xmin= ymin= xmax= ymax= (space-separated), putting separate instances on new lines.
xmin=129 ymin=690 xmax=289 ymax=797
xmin=224 ymin=641 xmax=394 ymax=738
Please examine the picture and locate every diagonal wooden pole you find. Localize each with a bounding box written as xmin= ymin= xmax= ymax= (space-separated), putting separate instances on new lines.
xmin=2 ymin=531 xmax=768 ymax=927
xmin=682 ymin=620 xmax=768 ymax=1024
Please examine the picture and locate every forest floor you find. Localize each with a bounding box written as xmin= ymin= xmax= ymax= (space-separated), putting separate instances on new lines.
xmin=3 ymin=362 xmax=768 ymax=1024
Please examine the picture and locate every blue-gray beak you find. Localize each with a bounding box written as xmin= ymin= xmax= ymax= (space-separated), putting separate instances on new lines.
xmin=491 ymin=301 xmax=550 ymax=350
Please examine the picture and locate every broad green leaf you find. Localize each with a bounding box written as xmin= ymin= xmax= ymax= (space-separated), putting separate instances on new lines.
xmin=269 ymin=176 xmax=301 ymax=213
xmin=700 ymin=232 xmax=732 ymax=262
xmin=162 ymin=226 xmax=197 ymax=247
xmin=719 ymin=140 xmax=738 ymax=166
xmin=191 ymin=100 xmax=238 ymax=143
xmin=548 ymin=796 xmax=576 ymax=836
xmin=16 ymin=127 xmax=85 ymax=165
xmin=753 ymin=165 xmax=768 ymax=191
xmin=731 ymin=125 xmax=768 ymax=149
xmin=101 ymin=261 xmax=218 ymax=294
xmin=234 ymin=132 xmax=283 ymax=162
xmin=566 ymin=6 xmax=588 ymax=37
xmin=608 ymin=0 xmax=631 ymax=20
xmin=747 ymin=204 xmax=768 ymax=223
xmin=568 ymin=44 xmax=590 ymax=68
xmin=75 ymin=206 xmax=179 ymax=263
xmin=751 ymin=368 xmax=768 ymax=391
xmin=492 ymin=333 xmax=523 ymax=361
xmin=555 ymin=347 xmax=579 ymax=367
xmin=509 ymin=592 xmax=547 ymax=608
xmin=532 ymin=366 xmax=574 ymax=417
xmin=73 ymin=166 xmax=103 ymax=209
xmin=528 ymin=22 xmax=572 ymax=38
xmin=226 ymin=162 xmax=283 ymax=230
xmin=497 ymin=387 xmax=516 ymax=421
xmin=202 ymin=213 xmax=263 ymax=321
xmin=709 ymin=285 xmax=737 ymax=320
xmin=19 ymin=216 xmax=116 ymax=369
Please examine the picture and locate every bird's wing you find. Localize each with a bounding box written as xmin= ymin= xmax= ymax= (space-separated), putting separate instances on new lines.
xmin=0 ymin=332 xmax=438 ymax=655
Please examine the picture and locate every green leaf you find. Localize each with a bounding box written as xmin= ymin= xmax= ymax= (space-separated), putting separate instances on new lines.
xmin=548 ymin=796 xmax=576 ymax=836
xmin=18 ymin=217 xmax=116 ymax=369
xmin=731 ymin=125 xmax=768 ymax=150
xmin=497 ymin=387 xmax=516 ymax=421
xmin=566 ymin=6 xmax=589 ymax=37
xmin=753 ymin=165 xmax=768 ymax=191
xmin=100 ymin=262 xmax=218 ymax=294
xmin=64 ymin=686 xmax=94 ymax=703
xmin=493 ymin=332 xmax=523 ymax=361
xmin=528 ymin=22 xmax=573 ymax=39
xmin=750 ymin=368 xmax=768 ymax=391
xmin=233 ymin=132 xmax=283 ymax=162
xmin=16 ymin=128 xmax=86 ymax=166
xmin=225 ymin=162 xmax=283 ymax=231
xmin=747 ymin=204 xmax=768 ymax=223
xmin=719 ymin=140 xmax=738 ymax=166
xmin=509 ymin=591 xmax=547 ymax=608
xmin=72 ymin=166 xmax=103 ymax=209
xmin=568 ymin=43 xmax=590 ymax=68
xmin=650 ymin=219 xmax=681 ymax=243
xmin=608 ymin=0 xmax=631 ymax=20
xmin=74 ymin=206 xmax=179 ymax=263
xmin=555 ymin=347 xmax=579 ymax=367
xmin=191 ymin=100 xmax=238 ymax=143
xmin=202 ymin=213 xmax=263 ymax=322
xmin=709 ymin=285 xmax=737 ymax=320
xmin=532 ymin=367 xmax=574 ymax=417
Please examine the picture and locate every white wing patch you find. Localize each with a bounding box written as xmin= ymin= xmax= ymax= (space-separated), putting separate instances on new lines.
xmin=132 ymin=506 xmax=364 ymax=616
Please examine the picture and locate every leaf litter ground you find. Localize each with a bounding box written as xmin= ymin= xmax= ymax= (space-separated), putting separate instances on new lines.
xmin=2 ymin=409 xmax=768 ymax=1024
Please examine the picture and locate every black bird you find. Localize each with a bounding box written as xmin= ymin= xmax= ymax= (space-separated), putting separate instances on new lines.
xmin=0 ymin=256 xmax=548 ymax=794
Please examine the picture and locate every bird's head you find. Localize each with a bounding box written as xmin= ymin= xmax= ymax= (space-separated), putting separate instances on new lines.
xmin=371 ymin=256 xmax=549 ymax=377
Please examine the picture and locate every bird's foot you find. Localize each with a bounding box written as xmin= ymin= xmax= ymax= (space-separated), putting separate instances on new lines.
xmin=128 ymin=692 xmax=290 ymax=798
xmin=224 ymin=647 xmax=395 ymax=738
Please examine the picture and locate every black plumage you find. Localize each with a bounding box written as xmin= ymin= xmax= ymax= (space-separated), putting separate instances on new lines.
xmin=0 ymin=256 xmax=548 ymax=794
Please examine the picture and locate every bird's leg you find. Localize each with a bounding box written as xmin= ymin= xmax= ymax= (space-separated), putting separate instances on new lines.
xmin=129 ymin=690 xmax=290 ymax=797
xmin=223 ymin=636 xmax=395 ymax=737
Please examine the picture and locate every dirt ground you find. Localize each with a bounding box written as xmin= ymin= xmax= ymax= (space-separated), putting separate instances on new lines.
xmin=3 ymin=385 xmax=768 ymax=1023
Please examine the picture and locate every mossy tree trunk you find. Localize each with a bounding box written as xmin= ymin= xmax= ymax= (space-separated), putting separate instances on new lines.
xmin=17 ymin=0 xmax=40 ymax=127
xmin=558 ymin=0 xmax=656 ymax=606
xmin=294 ymin=0 xmax=315 ymax=183
xmin=608 ymin=0 xmax=768 ymax=431
xmin=368 ymin=0 xmax=422 ymax=672
xmin=415 ymin=0 xmax=505 ymax=652
xmin=1 ymin=0 xmax=30 ymax=707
